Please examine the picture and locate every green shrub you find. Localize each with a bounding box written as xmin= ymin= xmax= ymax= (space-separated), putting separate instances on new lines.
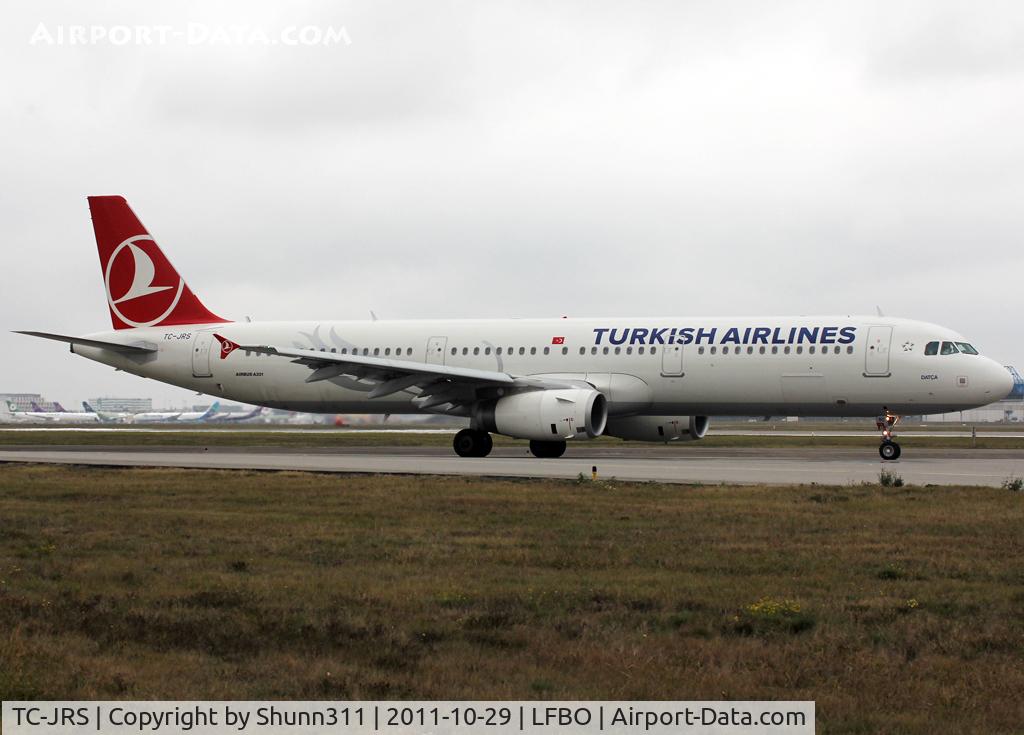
xmin=879 ymin=470 xmax=903 ymax=487
xmin=730 ymin=597 xmax=815 ymax=636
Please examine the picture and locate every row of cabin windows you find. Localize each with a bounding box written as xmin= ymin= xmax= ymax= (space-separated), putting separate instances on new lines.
xmin=309 ymin=344 xmax=855 ymax=358
xmin=314 ymin=347 xmax=415 ymax=357
xmin=924 ymin=341 xmax=978 ymax=356
xmin=451 ymin=346 xmax=569 ymax=356
xmin=697 ymin=344 xmax=854 ymax=356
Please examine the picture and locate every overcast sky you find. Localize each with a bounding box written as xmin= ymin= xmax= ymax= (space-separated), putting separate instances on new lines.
xmin=2 ymin=1 xmax=1022 ymax=408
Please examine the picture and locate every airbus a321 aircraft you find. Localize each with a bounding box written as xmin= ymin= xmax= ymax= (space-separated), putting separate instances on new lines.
xmin=17 ymin=197 xmax=1012 ymax=460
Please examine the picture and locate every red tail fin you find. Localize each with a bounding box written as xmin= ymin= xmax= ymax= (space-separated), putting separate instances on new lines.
xmin=88 ymin=196 xmax=228 ymax=330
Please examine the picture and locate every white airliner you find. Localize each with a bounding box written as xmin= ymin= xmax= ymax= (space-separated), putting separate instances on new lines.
xmin=132 ymin=402 xmax=220 ymax=424
xmin=82 ymin=401 xmax=131 ymax=423
xmin=16 ymin=197 xmax=1012 ymax=459
xmin=9 ymin=401 xmax=101 ymax=424
xmin=210 ymin=405 xmax=266 ymax=423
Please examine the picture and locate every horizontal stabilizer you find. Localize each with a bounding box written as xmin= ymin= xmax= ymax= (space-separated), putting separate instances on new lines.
xmin=14 ymin=331 xmax=157 ymax=354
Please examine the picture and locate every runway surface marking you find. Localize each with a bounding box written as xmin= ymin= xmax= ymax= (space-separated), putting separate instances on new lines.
xmin=2 ymin=449 xmax=1022 ymax=487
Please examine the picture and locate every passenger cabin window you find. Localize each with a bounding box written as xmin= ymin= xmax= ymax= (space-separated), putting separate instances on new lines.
xmin=925 ymin=341 xmax=939 ymax=356
xmin=955 ymin=342 xmax=978 ymax=355
xmin=940 ymin=341 xmax=959 ymax=355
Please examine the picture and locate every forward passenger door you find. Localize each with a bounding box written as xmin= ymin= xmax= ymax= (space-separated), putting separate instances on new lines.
xmin=864 ymin=326 xmax=893 ymax=377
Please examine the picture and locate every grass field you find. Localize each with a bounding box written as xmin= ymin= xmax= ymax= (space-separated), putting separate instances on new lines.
xmin=2 ymin=428 xmax=1024 ymax=450
xmin=1 ymin=465 xmax=1022 ymax=734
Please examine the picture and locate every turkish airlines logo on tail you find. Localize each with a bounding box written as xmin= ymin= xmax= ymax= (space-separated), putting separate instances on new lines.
xmin=214 ymin=334 xmax=240 ymax=359
xmin=104 ymin=235 xmax=184 ymax=328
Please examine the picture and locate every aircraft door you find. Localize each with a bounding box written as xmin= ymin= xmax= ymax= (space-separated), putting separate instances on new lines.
xmin=864 ymin=326 xmax=893 ymax=376
xmin=426 ymin=336 xmax=447 ymax=365
xmin=192 ymin=331 xmax=215 ymax=378
xmin=661 ymin=344 xmax=684 ymax=377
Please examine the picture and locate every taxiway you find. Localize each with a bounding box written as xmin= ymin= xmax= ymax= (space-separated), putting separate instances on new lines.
xmin=2 ymin=446 xmax=1022 ymax=487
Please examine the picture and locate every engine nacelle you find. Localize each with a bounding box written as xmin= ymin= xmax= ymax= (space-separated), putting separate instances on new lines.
xmin=604 ymin=415 xmax=709 ymax=443
xmin=477 ymin=389 xmax=608 ymax=441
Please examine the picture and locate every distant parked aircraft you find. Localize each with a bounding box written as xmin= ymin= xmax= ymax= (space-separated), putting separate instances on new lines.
xmin=23 ymin=401 xmax=100 ymax=423
xmin=132 ymin=401 xmax=220 ymax=424
xmin=82 ymin=401 xmax=131 ymax=423
xmin=211 ymin=405 xmax=265 ymax=423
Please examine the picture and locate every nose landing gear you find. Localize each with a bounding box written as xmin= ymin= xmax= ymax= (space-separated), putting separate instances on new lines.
xmin=876 ymin=408 xmax=901 ymax=461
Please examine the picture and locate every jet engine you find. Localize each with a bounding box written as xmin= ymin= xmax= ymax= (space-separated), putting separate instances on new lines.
xmin=476 ymin=389 xmax=607 ymax=441
xmin=604 ymin=415 xmax=709 ymax=443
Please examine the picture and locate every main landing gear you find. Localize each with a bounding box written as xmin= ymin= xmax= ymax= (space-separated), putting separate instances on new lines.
xmin=453 ymin=429 xmax=493 ymax=458
xmin=876 ymin=408 xmax=901 ymax=461
xmin=451 ymin=430 xmax=568 ymax=459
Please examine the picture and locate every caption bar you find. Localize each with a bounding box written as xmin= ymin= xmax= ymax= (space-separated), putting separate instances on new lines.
xmin=3 ymin=702 xmax=813 ymax=735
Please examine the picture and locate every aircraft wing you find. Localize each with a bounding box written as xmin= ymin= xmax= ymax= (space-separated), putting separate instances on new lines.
xmin=231 ymin=339 xmax=586 ymax=412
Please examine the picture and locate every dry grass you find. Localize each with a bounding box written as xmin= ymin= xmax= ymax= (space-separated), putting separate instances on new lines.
xmin=1 ymin=464 xmax=1022 ymax=733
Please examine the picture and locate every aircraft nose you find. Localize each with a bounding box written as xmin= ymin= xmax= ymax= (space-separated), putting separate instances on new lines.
xmin=982 ymin=360 xmax=1014 ymax=399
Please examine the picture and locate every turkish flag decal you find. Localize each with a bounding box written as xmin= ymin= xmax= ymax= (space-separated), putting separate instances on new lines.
xmin=551 ymin=336 xmax=565 ymax=345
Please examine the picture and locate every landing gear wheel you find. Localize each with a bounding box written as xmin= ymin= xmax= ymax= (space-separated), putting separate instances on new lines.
xmin=879 ymin=441 xmax=901 ymax=461
xmin=453 ymin=429 xmax=493 ymax=458
xmin=529 ymin=440 xmax=567 ymax=458
xmin=875 ymin=408 xmax=902 ymax=461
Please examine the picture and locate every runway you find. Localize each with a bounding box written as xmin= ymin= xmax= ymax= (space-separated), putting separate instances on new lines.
xmin=2 ymin=446 xmax=1022 ymax=486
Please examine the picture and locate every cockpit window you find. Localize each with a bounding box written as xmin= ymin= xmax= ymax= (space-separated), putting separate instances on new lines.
xmin=940 ymin=341 xmax=959 ymax=355
xmin=924 ymin=341 xmax=939 ymax=356
xmin=955 ymin=342 xmax=978 ymax=355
